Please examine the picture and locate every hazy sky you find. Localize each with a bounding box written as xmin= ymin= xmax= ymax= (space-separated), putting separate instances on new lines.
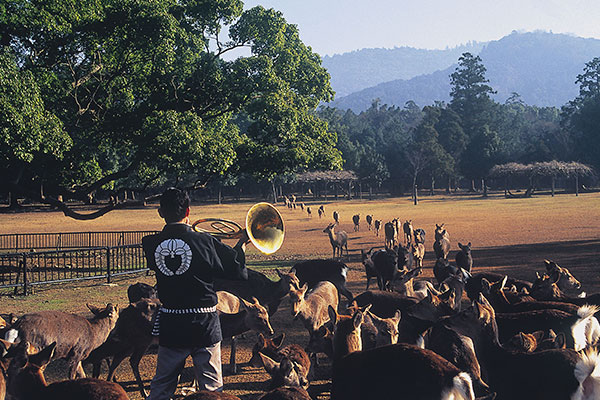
xmin=242 ymin=0 xmax=600 ymax=56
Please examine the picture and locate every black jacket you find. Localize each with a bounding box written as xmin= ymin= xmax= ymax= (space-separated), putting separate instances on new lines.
xmin=142 ymin=223 xmax=248 ymax=347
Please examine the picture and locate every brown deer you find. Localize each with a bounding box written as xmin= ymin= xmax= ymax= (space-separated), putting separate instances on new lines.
xmin=383 ymin=222 xmax=397 ymax=249
xmin=217 ymin=291 xmax=274 ymax=374
xmin=352 ymin=214 xmax=360 ymax=231
xmin=288 ymin=281 xmax=339 ymax=334
xmin=332 ymin=210 xmax=339 ymax=224
xmin=214 ymin=268 xmax=294 ymax=316
xmin=444 ymin=294 xmax=600 ymax=400
xmin=327 ymin=305 xmax=369 ymax=361
xmin=543 ymin=259 xmax=583 ymax=296
xmin=256 ymin=350 xmax=310 ymax=389
xmin=5 ymin=304 xmax=118 ymax=380
xmin=402 ymin=220 xmax=413 ymax=244
xmin=411 ymin=242 xmax=425 ymax=269
xmin=361 ymin=248 xmax=380 ymax=290
xmin=366 ymin=215 xmax=373 ymax=231
xmin=86 ymin=298 xmax=160 ymax=398
xmin=323 ymin=223 xmax=348 ymax=259
xmin=258 ymin=386 xmax=311 ymax=400
xmin=318 ymin=205 xmax=324 ymax=218
xmin=433 ymin=223 xmax=450 ymax=260
xmin=6 ymin=341 xmax=128 ymax=400
xmin=331 ymin=342 xmax=476 ymax=400
xmin=374 ymin=219 xmax=382 ymax=237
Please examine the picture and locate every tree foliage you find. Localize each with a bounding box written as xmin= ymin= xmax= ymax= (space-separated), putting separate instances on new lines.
xmin=0 ymin=0 xmax=341 ymax=217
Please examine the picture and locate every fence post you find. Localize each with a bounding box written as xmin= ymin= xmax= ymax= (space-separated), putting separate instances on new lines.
xmin=106 ymin=247 xmax=111 ymax=284
xmin=22 ymin=254 xmax=28 ymax=296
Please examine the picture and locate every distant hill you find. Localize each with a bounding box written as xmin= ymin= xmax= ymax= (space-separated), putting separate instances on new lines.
xmin=327 ymin=31 xmax=600 ymax=112
xmin=322 ymin=42 xmax=485 ymax=98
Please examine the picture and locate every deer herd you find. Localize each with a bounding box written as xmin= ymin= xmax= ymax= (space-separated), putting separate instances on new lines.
xmin=1 ymin=207 xmax=600 ymax=400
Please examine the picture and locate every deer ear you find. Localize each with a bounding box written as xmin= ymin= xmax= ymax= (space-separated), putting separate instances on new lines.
xmin=258 ymin=352 xmax=279 ymax=374
xmin=458 ymin=242 xmax=463 ymax=249
xmin=393 ymin=310 xmax=402 ymax=324
xmin=328 ymin=305 xmax=338 ymax=325
xmin=547 ymin=329 xmax=557 ymax=339
xmin=0 ymin=338 xmax=11 ymax=357
xmin=87 ymin=304 xmax=101 ymax=315
xmin=353 ymin=310 xmax=365 ymax=330
xmin=481 ymin=278 xmax=491 ymax=293
xmin=500 ymin=276 xmax=508 ymax=290
xmin=532 ymin=330 xmax=545 ymax=343
xmin=280 ymin=356 xmax=294 ymax=376
xmin=544 ymin=259 xmax=552 ymax=270
xmin=554 ymin=332 xmax=566 ymax=348
xmin=240 ymin=297 xmax=251 ymax=311
xmin=29 ymin=342 xmax=56 ymax=368
xmin=252 ymin=297 xmax=260 ymax=306
xmin=467 ymin=242 xmax=471 ymax=247
xmin=273 ymin=333 xmax=285 ymax=348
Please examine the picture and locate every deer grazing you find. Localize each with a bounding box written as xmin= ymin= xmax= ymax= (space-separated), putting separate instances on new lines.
xmin=6 ymin=341 xmax=129 ymax=400
xmin=323 ymin=223 xmax=348 ymax=259
xmin=4 ymin=304 xmax=118 ymax=380
xmin=352 ymin=214 xmax=360 ymax=231
xmin=216 ymin=291 xmax=274 ymax=374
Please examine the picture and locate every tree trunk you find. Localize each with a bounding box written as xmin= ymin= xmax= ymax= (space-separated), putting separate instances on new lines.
xmin=446 ymin=175 xmax=451 ymax=194
xmin=272 ymin=181 xmax=277 ymax=203
xmin=369 ymin=184 xmax=373 ymax=200
xmin=551 ymin=176 xmax=555 ymax=197
xmin=482 ymin=178 xmax=488 ymax=197
xmin=218 ymin=185 xmax=222 ymax=205
xmin=413 ymin=184 xmax=418 ymax=205
xmin=430 ymin=175 xmax=435 ymax=196
xmin=470 ymin=179 xmax=476 ymax=192
xmin=575 ymin=175 xmax=579 ymax=196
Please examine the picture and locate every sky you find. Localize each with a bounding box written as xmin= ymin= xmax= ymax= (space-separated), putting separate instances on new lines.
xmin=241 ymin=0 xmax=600 ymax=57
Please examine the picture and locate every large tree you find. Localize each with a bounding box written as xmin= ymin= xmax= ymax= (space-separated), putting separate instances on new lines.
xmin=0 ymin=0 xmax=341 ymax=218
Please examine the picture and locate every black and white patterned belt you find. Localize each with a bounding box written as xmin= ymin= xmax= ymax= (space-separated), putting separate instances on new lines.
xmin=151 ymin=305 xmax=217 ymax=336
xmin=159 ymin=305 xmax=217 ymax=314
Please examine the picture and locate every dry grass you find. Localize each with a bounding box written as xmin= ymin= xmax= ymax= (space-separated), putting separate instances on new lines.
xmin=1 ymin=192 xmax=600 ymax=399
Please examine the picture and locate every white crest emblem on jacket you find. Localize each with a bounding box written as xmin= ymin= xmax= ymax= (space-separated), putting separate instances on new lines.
xmin=154 ymin=239 xmax=192 ymax=276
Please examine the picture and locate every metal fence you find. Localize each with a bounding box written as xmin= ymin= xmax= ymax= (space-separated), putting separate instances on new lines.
xmin=0 ymin=245 xmax=148 ymax=295
xmin=0 ymin=231 xmax=157 ymax=252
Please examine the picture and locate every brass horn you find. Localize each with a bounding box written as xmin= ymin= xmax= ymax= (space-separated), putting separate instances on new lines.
xmin=192 ymin=202 xmax=285 ymax=255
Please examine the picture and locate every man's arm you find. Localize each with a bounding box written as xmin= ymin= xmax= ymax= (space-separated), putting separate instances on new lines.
xmin=211 ymin=231 xmax=249 ymax=280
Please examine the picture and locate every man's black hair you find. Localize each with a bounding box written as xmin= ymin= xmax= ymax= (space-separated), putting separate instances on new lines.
xmin=160 ymin=187 xmax=190 ymax=223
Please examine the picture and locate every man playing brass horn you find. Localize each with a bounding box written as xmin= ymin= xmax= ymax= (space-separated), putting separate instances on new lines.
xmin=142 ymin=188 xmax=249 ymax=399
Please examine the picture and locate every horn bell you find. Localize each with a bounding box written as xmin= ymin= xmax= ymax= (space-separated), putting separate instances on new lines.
xmin=246 ymin=202 xmax=285 ymax=255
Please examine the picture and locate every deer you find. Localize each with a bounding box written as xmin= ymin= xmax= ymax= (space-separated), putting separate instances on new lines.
xmin=255 ymin=349 xmax=311 ymax=389
xmin=287 ymin=259 xmax=353 ymax=301
xmin=411 ymin=242 xmax=425 ymax=269
xmin=365 ymin=215 xmax=373 ymax=231
xmin=288 ymin=281 xmax=339 ymax=334
xmin=504 ymin=329 xmax=567 ymax=353
xmin=530 ymin=272 xmax=600 ymax=308
xmin=444 ymin=294 xmax=600 ymax=400
xmin=213 ymin=268 xmax=294 ymax=316
xmin=331 ymin=342 xmax=476 ymax=400
xmin=4 ymin=304 xmax=118 ymax=380
xmin=86 ymin=298 xmax=160 ymax=398
xmin=327 ymin=305 xmax=369 ymax=361
xmin=305 ymin=206 xmax=311 ymax=217
xmin=361 ymin=248 xmax=380 ymax=290
xmin=332 ymin=210 xmax=339 ymax=224
xmin=216 ymin=291 xmax=274 ymax=374
xmin=6 ymin=341 xmax=129 ymax=400
xmin=352 ymin=214 xmax=360 ymax=231
xmin=433 ymin=223 xmax=451 ymax=260
xmin=542 ymin=259 xmax=583 ymax=296
xmin=465 ymin=271 xmax=532 ymax=301
xmin=455 ymin=242 xmax=473 ymax=272
xmin=323 ymin=223 xmax=348 ymax=259
xmin=369 ymin=248 xmax=398 ymax=291
xmin=383 ymin=222 xmax=396 ymax=249
xmin=413 ymin=228 xmax=426 ymax=245
xmin=318 ymin=205 xmax=324 ymax=218
xmin=182 ymin=391 xmax=241 ymax=399
xmin=374 ymin=219 xmax=382 ymax=237
xmin=258 ymin=387 xmax=311 ymax=400
xmin=127 ymin=282 xmax=157 ymax=303
xmin=402 ymin=220 xmax=413 ymax=244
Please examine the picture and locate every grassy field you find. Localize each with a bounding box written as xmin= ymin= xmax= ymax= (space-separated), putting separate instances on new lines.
xmin=1 ymin=192 xmax=599 ymax=399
